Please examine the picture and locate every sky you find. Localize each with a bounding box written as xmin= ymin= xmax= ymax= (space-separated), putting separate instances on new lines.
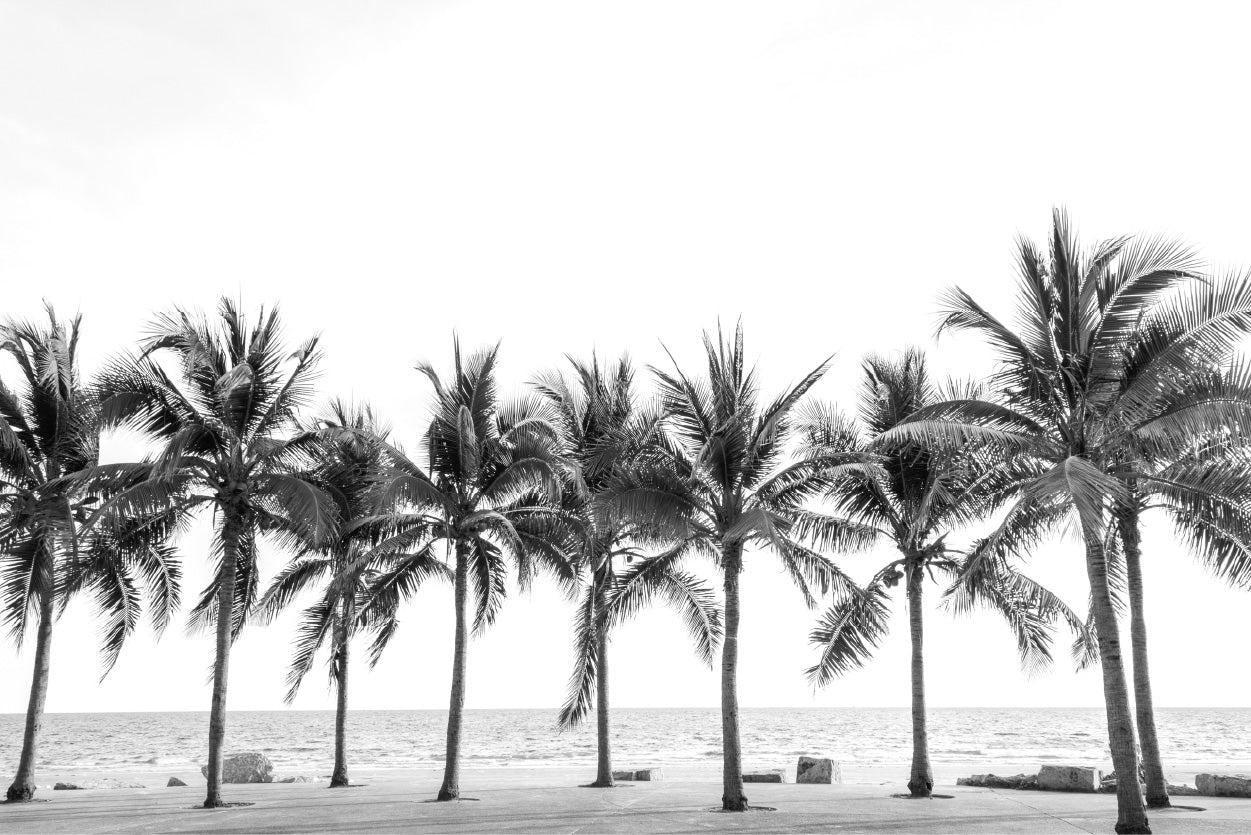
xmin=2 ymin=0 xmax=1251 ymax=715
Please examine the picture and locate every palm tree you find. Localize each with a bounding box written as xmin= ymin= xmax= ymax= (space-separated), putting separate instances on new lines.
xmin=798 ymin=348 xmax=1087 ymax=798
xmin=1104 ymin=316 xmax=1251 ymax=808
xmin=533 ymin=354 xmax=722 ymax=788
xmin=362 ymin=339 xmax=575 ymax=801
xmin=256 ymin=400 xmax=449 ymax=787
xmin=2 ymin=307 xmax=181 ymax=802
xmin=93 ymin=299 xmax=338 ymax=808
xmin=886 ymin=211 xmax=1251 ymax=833
xmin=602 ymin=322 xmax=873 ymax=811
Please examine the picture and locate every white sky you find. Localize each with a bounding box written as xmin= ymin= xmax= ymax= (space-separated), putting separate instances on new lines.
xmin=2 ymin=0 xmax=1250 ymax=715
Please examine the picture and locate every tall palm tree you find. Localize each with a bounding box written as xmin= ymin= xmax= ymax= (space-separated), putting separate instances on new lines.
xmin=799 ymin=348 xmax=1087 ymax=798
xmin=1104 ymin=315 xmax=1251 ymax=808
xmin=362 ymin=339 xmax=575 ymax=801
xmin=93 ymin=299 xmax=338 ymax=808
xmin=2 ymin=307 xmax=181 ymax=802
xmin=886 ymin=211 xmax=1251 ymax=834
xmin=533 ymin=354 xmax=722 ymax=788
xmin=256 ymin=400 xmax=449 ymax=787
xmin=602 ymin=322 xmax=873 ymax=811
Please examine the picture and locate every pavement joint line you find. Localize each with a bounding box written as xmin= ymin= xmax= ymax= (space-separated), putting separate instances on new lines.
xmin=987 ymin=789 xmax=1097 ymax=834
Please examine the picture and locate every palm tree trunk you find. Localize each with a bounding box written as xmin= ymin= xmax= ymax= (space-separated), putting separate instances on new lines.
xmin=1084 ymin=531 xmax=1151 ymax=834
xmin=204 ymin=513 xmax=241 ymax=809
xmin=721 ymin=542 xmax=748 ymax=811
xmin=330 ymin=605 xmax=350 ymax=788
xmin=593 ymin=579 xmax=614 ymax=788
xmin=437 ymin=540 xmax=469 ymax=801
xmin=5 ymin=557 xmax=55 ymax=803
xmin=906 ymin=562 xmax=933 ymax=797
xmin=1118 ymin=504 xmax=1168 ymax=808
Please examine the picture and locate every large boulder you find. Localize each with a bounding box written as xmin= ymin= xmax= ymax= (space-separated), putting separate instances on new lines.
xmin=201 ymin=752 xmax=274 ymax=784
xmin=610 ymin=768 xmax=663 ymax=781
xmin=53 ymin=782 xmax=83 ymax=790
xmin=166 ymin=777 xmax=188 ymax=787
xmin=796 ymin=756 xmax=841 ymax=784
xmin=1037 ymin=765 xmax=1101 ymax=793
xmin=1196 ymin=774 xmax=1251 ymax=798
xmin=743 ymin=769 xmax=788 ymax=783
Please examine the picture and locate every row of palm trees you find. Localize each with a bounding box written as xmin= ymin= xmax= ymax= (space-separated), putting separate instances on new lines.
xmin=4 ymin=212 xmax=1251 ymax=834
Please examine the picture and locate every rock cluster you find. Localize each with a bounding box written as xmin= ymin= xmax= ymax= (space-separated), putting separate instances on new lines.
xmin=742 ymin=769 xmax=788 ymax=783
xmin=956 ymin=773 xmax=1038 ymax=790
xmin=796 ymin=756 xmax=841 ymax=784
xmin=200 ymin=752 xmax=274 ymax=784
xmin=610 ymin=768 xmax=663 ymax=781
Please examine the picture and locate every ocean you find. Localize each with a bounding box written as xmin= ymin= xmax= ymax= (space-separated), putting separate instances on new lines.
xmin=3 ymin=707 xmax=1249 ymax=780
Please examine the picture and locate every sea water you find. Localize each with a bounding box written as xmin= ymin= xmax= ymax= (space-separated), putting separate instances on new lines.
xmin=1 ymin=707 xmax=1248 ymax=778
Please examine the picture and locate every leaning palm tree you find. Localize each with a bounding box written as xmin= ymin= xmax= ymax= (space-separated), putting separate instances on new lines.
xmin=887 ymin=211 xmax=1251 ymax=834
xmin=799 ymin=349 xmax=1086 ymax=798
xmin=2 ymin=307 xmax=181 ymax=802
xmin=93 ymin=299 xmax=338 ymax=808
xmin=256 ymin=400 xmax=449 ymax=787
xmin=361 ymin=339 xmax=575 ymax=801
xmin=534 ymin=354 xmax=722 ymax=788
xmin=601 ymin=322 xmax=873 ymax=811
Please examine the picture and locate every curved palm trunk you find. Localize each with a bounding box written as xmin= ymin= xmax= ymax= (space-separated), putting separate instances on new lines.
xmin=593 ymin=578 xmax=614 ymax=788
xmin=1084 ymin=531 xmax=1151 ymax=834
xmin=205 ymin=513 xmax=242 ymax=808
xmin=437 ymin=541 xmax=469 ymax=801
xmin=906 ymin=563 xmax=933 ymax=797
xmin=721 ymin=543 xmax=747 ymax=811
xmin=1118 ymin=506 xmax=1168 ymax=808
xmin=5 ymin=560 xmax=55 ymax=803
xmin=330 ymin=607 xmax=350 ymax=788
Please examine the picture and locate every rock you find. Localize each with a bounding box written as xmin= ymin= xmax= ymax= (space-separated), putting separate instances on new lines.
xmin=1167 ymin=782 xmax=1202 ymax=796
xmin=51 ymin=779 xmax=145 ymax=791
xmin=1037 ymin=765 xmax=1101 ymax=793
xmin=166 ymin=777 xmax=188 ymax=787
xmin=743 ymin=769 xmax=788 ymax=783
xmin=53 ymin=782 xmax=83 ymax=790
xmin=796 ymin=756 xmax=841 ymax=784
xmin=200 ymin=752 xmax=274 ymax=784
xmin=957 ymin=773 xmax=1038 ymax=790
xmin=609 ymin=768 xmax=662 ymax=781
xmin=1197 ymin=773 xmax=1251 ymax=798
xmin=277 ymin=776 xmax=312 ymax=784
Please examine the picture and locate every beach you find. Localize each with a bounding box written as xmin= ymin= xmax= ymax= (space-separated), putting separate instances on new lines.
xmin=5 ymin=766 xmax=1251 ymax=834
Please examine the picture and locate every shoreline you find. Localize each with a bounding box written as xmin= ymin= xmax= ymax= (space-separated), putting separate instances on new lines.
xmin=6 ymin=766 xmax=1251 ymax=835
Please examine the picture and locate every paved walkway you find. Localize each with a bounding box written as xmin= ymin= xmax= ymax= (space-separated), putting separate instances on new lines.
xmin=4 ymin=770 xmax=1248 ymax=834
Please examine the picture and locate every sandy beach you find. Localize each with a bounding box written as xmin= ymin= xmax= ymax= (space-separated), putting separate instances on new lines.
xmin=5 ymin=765 xmax=1251 ymax=834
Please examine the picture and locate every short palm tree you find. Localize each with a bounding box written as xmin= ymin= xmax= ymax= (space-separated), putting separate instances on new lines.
xmin=362 ymin=339 xmax=575 ymax=801
xmin=94 ymin=299 xmax=338 ymax=808
xmin=534 ymin=354 xmax=722 ymax=788
xmin=887 ymin=211 xmax=1251 ymax=833
xmin=799 ymin=349 xmax=1086 ymax=798
xmin=256 ymin=400 xmax=448 ymax=787
xmin=2 ymin=308 xmax=181 ymax=802
xmin=602 ymin=323 xmax=873 ymax=811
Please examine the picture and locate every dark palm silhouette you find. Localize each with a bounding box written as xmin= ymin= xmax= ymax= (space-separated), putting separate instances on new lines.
xmin=534 ymin=354 xmax=721 ymax=788
xmin=362 ymin=339 xmax=575 ymax=801
xmin=3 ymin=307 xmax=181 ymax=802
xmin=94 ymin=299 xmax=338 ymax=807
xmin=799 ymin=348 xmax=1086 ymax=798
xmin=602 ymin=323 xmax=873 ymax=811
